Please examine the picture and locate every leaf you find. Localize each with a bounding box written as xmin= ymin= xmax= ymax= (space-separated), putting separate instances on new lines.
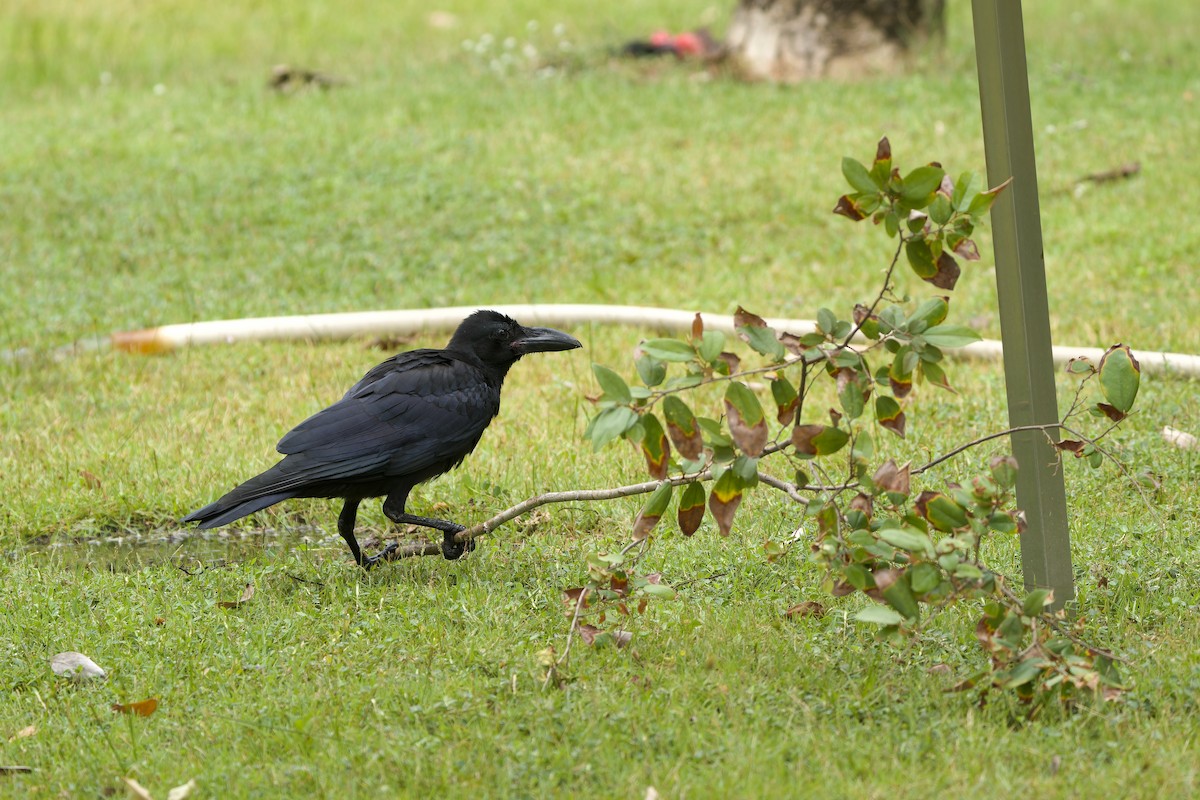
xmin=587 ymin=406 xmax=638 ymax=450
xmin=877 ymin=570 xmax=920 ymax=621
xmin=1023 ymin=588 xmax=1053 ymax=617
xmin=640 ymin=583 xmax=677 ymax=599
xmin=217 ymin=583 xmax=255 ymax=609
xmin=855 ymin=606 xmax=904 ymax=626
xmin=914 ymin=491 xmax=969 ymax=532
xmin=875 ymin=396 xmax=906 ymax=438
xmin=833 ymin=194 xmax=866 ymax=221
xmin=770 ymin=375 xmax=799 ymax=425
xmin=952 ymin=237 xmax=981 ymax=261
xmin=635 ymin=353 xmax=667 ymax=387
xmin=168 ymin=779 xmax=199 ymax=800
xmin=871 ymin=459 xmax=910 ymax=496
xmin=50 ymin=651 xmax=105 ymax=680
xmin=921 ymin=324 xmax=982 ymax=349
xmin=8 ymin=725 xmax=36 ymax=742
xmin=967 ymin=176 xmax=1013 ymax=216
xmin=878 ymin=526 xmax=934 ymax=556
xmin=842 ymin=156 xmax=879 ymax=194
xmin=708 ymin=470 xmax=743 ymax=536
xmin=925 ymin=251 xmax=961 ymax=290
xmin=123 ymin=777 xmax=154 ymax=800
xmin=909 ymin=296 xmax=950 ymax=329
xmin=734 ymin=306 xmax=769 ymax=328
xmin=592 ymin=364 xmax=632 ymax=403
xmin=633 ymin=482 xmax=673 ymax=540
xmin=900 ymin=165 xmax=946 ymax=206
xmin=905 ymin=239 xmax=937 ymax=279
xmin=638 ymin=413 xmax=670 ymax=479
xmin=639 ymin=338 xmax=696 ymax=362
xmin=724 ymin=382 xmax=768 ymax=457
xmin=791 ymin=424 xmax=849 ymax=458
xmin=909 ymin=562 xmax=942 ymax=595
xmin=784 ymin=601 xmax=826 ymax=619
xmin=662 ymin=396 xmax=704 ymax=460
xmin=690 ymin=313 xmax=704 ymax=340
xmin=989 ymin=454 xmax=1018 ymax=488
xmin=677 ymin=481 xmax=705 ymax=536
xmin=112 ymin=698 xmax=159 ymax=717
xmin=737 ymin=325 xmax=786 ymax=360
xmin=697 ymin=330 xmax=726 ymax=363
xmin=1098 ymin=344 xmax=1140 ymax=413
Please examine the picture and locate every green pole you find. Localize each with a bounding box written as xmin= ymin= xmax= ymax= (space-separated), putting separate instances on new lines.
xmin=971 ymin=0 xmax=1075 ymax=607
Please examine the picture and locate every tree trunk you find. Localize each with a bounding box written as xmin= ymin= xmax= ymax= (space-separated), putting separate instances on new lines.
xmin=726 ymin=0 xmax=945 ymax=82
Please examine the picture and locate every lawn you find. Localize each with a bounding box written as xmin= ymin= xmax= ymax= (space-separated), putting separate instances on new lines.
xmin=2 ymin=0 xmax=1199 ymax=797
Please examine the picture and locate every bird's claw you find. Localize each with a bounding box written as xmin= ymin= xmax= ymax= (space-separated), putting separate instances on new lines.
xmin=360 ymin=541 xmax=399 ymax=569
xmin=440 ymin=530 xmax=475 ymax=561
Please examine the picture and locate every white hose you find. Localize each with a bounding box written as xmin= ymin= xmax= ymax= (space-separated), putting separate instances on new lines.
xmin=22 ymin=303 xmax=1200 ymax=377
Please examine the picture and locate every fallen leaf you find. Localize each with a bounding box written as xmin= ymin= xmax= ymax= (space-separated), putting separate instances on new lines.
xmin=217 ymin=583 xmax=255 ymax=609
xmin=784 ymin=601 xmax=826 ymax=619
xmin=80 ymin=469 xmax=103 ymax=490
xmin=168 ymin=778 xmax=198 ymax=800
xmin=8 ymin=725 xmax=35 ymax=742
xmin=50 ymin=651 xmax=106 ymax=680
xmin=154 ymin=617 xmax=166 ymax=626
xmin=112 ymin=698 xmax=158 ymax=717
xmin=123 ymin=777 xmax=153 ymax=799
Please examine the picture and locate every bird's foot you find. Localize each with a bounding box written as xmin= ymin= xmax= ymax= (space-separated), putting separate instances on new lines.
xmin=360 ymin=542 xmax=399 ymax=570
xmin=440 ymin=528 xmax=475 ymax=561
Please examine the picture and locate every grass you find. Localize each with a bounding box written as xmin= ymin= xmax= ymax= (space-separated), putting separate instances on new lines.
xmin=2 ymin=0 xmax=1200 ymax=796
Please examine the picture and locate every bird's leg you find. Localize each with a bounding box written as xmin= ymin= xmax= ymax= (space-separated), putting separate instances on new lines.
xmin=338 ymin=498 xmax=397 ymax=569
xmin=382 ymin=493 xmax=476 ymax=561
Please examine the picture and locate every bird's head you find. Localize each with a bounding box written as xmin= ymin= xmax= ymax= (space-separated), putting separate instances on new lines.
xmin=448 ymin=310 xmax=582 ymax=367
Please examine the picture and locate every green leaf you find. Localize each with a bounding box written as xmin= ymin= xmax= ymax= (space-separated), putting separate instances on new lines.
xmin=909 ymin=296 xmax=949 ymax=328
xmin=914 ymin=491 xmax=969 ymax=532
xmin=639 ymin=413 xmax=670 ymax=479
xmin=792 ymin=424 xmax=849 ymax=458
xmin=708 ymin=469 xmax=743 ymax=536
xmin=697 ymin=330 xmax=726 ymax=363
xmin=633 ymin=482 xmax=673 ymax=540
xmin=928 ymin=193 xmax=953 ymax=225
xmin=770 ymin=375 xmax=798 ymax=425
xmin=1098 ymin=344 xmax=1140 ymax=413
xmin=592 ymin=363 xmax=632 ymax=404
xmin=842 ymin=156 xmax=879 ymax=194
xmin=953 ymin=171 xmax=982 ymax=212
xmin=1022 ymin=588 xmax=1052 ymax=617
xmin=635 ymin=353 xmax=667 ymax=387
xmin=881 ymin=574 xmax=920 ymax=622
xmin=905 ymin=239 xmax=937 ymax=279
xmin=640 ymin=338 xmax=696 ymax=362
xmin=641 ymin=583 xmax=677 ymax=599
xmin=878 ymin=527 xmax=933 ymax=556
xmin=587 ymin=406 xmax=638 ymax=450
xmin=909 ymin=562 xmax=943 ymax=595
xmin=967 ymin=176 xmax=1012 ymax=216
xmin=921 ymin=324 xmax=981 ymax=349
xmin=855 ymin=606 xmax=904 ymax=626
xmin=900 ymin=165 xmax=946 ymax=206
xmin=737 ymin=325 xmax=786 ymax=359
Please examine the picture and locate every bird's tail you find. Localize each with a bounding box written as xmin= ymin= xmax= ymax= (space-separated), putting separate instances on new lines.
xmin=181 ymin=466 xmax=297 ymax=529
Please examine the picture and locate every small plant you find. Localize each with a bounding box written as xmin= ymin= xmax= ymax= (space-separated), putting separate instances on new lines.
xmin=568 ymin=137 xmax=1136 ymax=709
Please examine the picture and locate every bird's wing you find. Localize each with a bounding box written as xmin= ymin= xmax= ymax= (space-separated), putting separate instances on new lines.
xmin=274 ymin=351 xmax=500 ymax=481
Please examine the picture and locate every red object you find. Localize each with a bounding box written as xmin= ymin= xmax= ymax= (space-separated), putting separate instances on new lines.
xmin=671 ymin=32 xmax=703 ymax=56
xmin=649 ymin=30 xmax=672 ymax=47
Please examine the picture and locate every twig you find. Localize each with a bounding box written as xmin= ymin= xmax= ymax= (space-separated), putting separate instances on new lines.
xmin=544 ymin=588 xmax=589 ymax=690
xmin=285 ymin=572 xmax=325 ymax=587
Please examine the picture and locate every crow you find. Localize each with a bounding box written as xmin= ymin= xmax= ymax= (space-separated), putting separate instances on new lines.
xmin=182 ymin=310 xmax=581 ymax=567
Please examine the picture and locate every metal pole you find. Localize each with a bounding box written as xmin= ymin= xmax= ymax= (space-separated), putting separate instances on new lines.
xmin=971 ymin=0 xmax=1075 ymax=607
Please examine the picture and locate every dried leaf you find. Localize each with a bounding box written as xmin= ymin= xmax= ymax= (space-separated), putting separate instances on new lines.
xmin=577 ymin=623 xmax=601 ymax=645
xmin=733 ymin=306 xmax=768 ymax=329
xmin=690 ymin=313 xmax=704 ymax=340
xmin=112 ymin=698 xmax=158 ymax=717
xmin=677 ymin=481 xmax=705 ymax=536
xmin=123 ymin=777 xmax=154 ymax=800
xmin=784 ymin=601 xmax=826 ymax=619
xmin=80 ymin=469 xmax=103 ymax=491
xmin=168 ymin=779 xmax=198 ymax=800
xmin=832 ymin=194 xmax=866 ymax=221
xmin=8 ymin=725 xmax=36 ymax=742
xmin=872 ymin=459 xmax=910 ymax=496
xmin=217 ymin=583 xmax=255 ymax=609
xmin=708 ymin=470 xmax=742 ymax=536
xmin=724 ymin=382 xmax=768 ymax=457
xmin=50 ymin=651 xmax=106 ymax=680
xmin=638 ymin=413 xmax=670 ymax=479
xmin=926 ymin=251 xmax=961 ymax=290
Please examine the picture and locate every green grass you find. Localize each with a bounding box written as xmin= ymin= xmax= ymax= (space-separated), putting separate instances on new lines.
xmin=2 ymin=0 xmax=1200 ymax=796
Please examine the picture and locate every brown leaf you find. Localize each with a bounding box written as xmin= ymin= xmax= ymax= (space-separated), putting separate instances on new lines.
xmin=832 ymin=194 xmax=866 ymax=221
xmin=1096 ymin=403 xmax=1127 ymax=422
xmin=217 ymin=583 xmax=255 ymax=609
xmin=112 ymin=698 xmax=159 ymax=717
xmin=1054 ymin=439 xmax=1087 ymax=456
xmin=952 ymin=237 xmax=981 ymax=261
xmin=718 ymin=351 xmax=741 ymax=374
xmin=927 ymin=663 xmax=953 ymax=675
xmin=875 ymin=136 xmax=892 ymax=164
xmin=849 ymin=492 xmax=873 ymax=519
xmin=80 ymin=469 xmax=103 ymax=491
xmin=872 ymin=459 xmax=910 ymax=495
xmin=725 ymin=402 xmax=767 ymax=458
xmin=691 ymin=313 xmax=704 ymax=340
xmin=784 ymin=601 xmax=826 ymax=619
xmin=562 ymin=587 xmax=590 ymax=610
xmin=733 ymin=306 xmax=768 ymax=329
xmin=708 ymin=485 xmax=742 ymax=537
xmin=925 ymin=251 xmax=961 ymax=290
xmin=577 ymin=623 xmax=601 ymax=645
xmin=791 ymin=424 xmax=824 ymax=456
xmin=168 ymin=779 xmax=199 ymax=800
xmin=872 ymin=568 xmax=900 ymax=592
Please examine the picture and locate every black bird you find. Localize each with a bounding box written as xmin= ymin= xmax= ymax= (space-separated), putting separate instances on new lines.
xmin=182 ymin=310 xmax=581 ymax=567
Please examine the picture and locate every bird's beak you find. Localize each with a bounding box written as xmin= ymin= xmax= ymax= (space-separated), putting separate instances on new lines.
xmin=513 ymin=326 xmax=582 ymax=354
